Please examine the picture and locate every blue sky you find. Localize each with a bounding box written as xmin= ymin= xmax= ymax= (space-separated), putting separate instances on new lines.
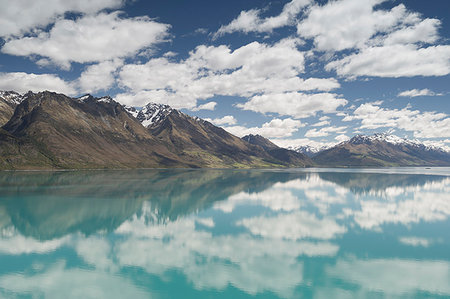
xmin=0 ymin=0 xmax=449 ymax=149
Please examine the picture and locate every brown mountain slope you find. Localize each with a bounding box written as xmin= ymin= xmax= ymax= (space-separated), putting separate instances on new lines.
xmin=242 ymin=134 xmax=313 ymax=166
xmin=0 ymin=91 xmax=186 ymax=169
xmin=146 ymin=107 xmax=287 ymax=168
xmin=242 ymin=134 xmax=279 ymax=151
xmin=313 ymin=134 xmax=450 ymax=167
xmin=0 ymin=91 xmax=22 ymax=126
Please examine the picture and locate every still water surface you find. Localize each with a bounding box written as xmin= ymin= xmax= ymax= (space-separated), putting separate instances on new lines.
xmin=0 ymin=168 xmax=449 ymax=298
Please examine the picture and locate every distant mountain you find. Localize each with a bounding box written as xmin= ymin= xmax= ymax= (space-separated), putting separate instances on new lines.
xmin=241 ymin=134 xmax=313 ymax=166
xmin=291 ymin=145 xmax=331 ymax=157
xmin=0 ymin=91 xmax=185 ymax=169
xmin=313 ymin=133 xmax=450 ymax=167
xmin=127 ymin=104 xmax=312 ymax=168
xmin=0 ymin=91 xmax=24 ymax=126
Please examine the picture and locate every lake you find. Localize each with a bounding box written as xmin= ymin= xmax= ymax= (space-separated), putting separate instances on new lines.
xmin=0 ymin=168 xmax=449 ymax=298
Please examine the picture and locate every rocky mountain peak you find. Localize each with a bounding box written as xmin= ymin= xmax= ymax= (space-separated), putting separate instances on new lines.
xmin=0 ymin=90 xmax=26 ymax=105
xmin=130 ymin=102 xmax=174 ymax=128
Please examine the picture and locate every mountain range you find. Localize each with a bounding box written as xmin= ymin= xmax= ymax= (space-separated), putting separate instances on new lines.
xmin=0 ymin=91 xmax=312 ymax=169
xmin=0 ymin=90 xmax=448 ymax=169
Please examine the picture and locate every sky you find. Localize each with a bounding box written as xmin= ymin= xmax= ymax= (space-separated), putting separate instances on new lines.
xmin=0 ymin=0 xmax=449 ymax=149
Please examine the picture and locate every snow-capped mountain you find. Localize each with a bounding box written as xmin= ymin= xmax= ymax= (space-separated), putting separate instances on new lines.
xmin=76 ymin=94 xmax=115 ymax=104
xmin=313 ymin=133 xmax=450 ymax=167
xmin=291 ymin=145 xmax=332 ymax=157
xmin=347 ymin=133 xmax=450 ymax=153
xmin=125 ymin=102 xmax=174 ymax=128
xmin=0 ymin=90 xmax=25 ymax=105
xmin=0 ymin=91 xmax=27 ymax=126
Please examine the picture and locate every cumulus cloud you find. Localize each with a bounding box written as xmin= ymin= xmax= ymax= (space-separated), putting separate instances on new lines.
xmin=298 ymin=0 xmax=449 ymax=78
xmin=305 ymin=126 xmax=347 ymax=138
xmin=0 ymin=0 xmax=124 ymax=37
xmin=2 ymin=12 xmax=170 ymax=69
xmin=237 ymin=92 xmax=347 ymax=119
xmin=298 ymin=0 xmax=425 ymax=52
xmin=326 ymin=44 xmax=450 ymax=78
xmin=335 ymin=134 xmax=350 ymax=142
xmin=191 ymin=101 xmax=217 ymax=111
xmin=327 ymin=258 xmax=450 ymax=296
xmin=215 ymin=0 xmax=311 ymax=37
xmin=344 ymin=102 xmax=450 ymax=138
xmin=237 ymin=211 xmax=346 ymax=240
xmin=223 ymin=118 xmax=304 ymax=138
xmin=204 ymin=115 xmax=237 ymax=126
xmin=0 ymin=72 xmax=76 ymax=95
xmin=117 ymin=38 xmax=340 ymax=108
xmin=397 ymin=88 xmax=439 ymax=98
xmin=77 ymin=59 xmax=124 ymax=94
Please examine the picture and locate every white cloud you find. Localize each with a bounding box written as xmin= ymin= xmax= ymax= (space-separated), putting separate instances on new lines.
xmin=237 ymin=211 xmax=346 ymax=240
xmin=0 ymin=229 xmax=70 ymax=255
xmin=305 ymin=126 xmax=347 ymax=138
xmin=114 ymin=89 xmax=197 ymax=109
xmin=191 ymin=101 xmax=217 ymax=111
xmin=223 ymin=118 xmax=303 ymax=138
xmin=298 ymin=0 xmax=420 ymax=52
xmin=215 ymin=0 xmax=311 ymax=37
xmin=0 ymin=72 xmax=76 ymax=95
xmin=347 ymin=178 xmax=450 ymax=229
xmin=311 ymin=119 xmax=331 ymax=127
xmin=0 ymin=0 xmax=123 ymax=37
xmin=214 ymin=189 xmax=301 ymax=213
xmin=77 ymin=59 xmax=123 ymax=93
xmin=326 ymin=258 xmax=450 ymax=296
xmin=2 ymin=12 xmax=170 ymax=69
xmin=298 ymin=0 xmax=449 ymax=78
xmin=383 ymin=18 xmax=441 ymax=46
xmin=204 ymin=115 xmax=237 ymax=126
xmin=0 ymin=262 xmax=149 ymax=299
xmin=335 ymin=134 xmax=350 ymax=142
xmin=271 ymin=138 xmax=336 ymax=150
xmin=399 ymin=236 xmax=431 ymax=247
xmin=238 ymin=92 xmax=347 ymax=119
xmin=344 ymin=102 xmax=450 ymax=138
xmin=117 ymin=39 xmax=340 ymax=108
xmin=115 ymin=214 xmax=337 ymax=297
xmin=326 ymin=44 xmax=450 ymax=78
xmin=397 ymin=88 xmax=438 ymax=98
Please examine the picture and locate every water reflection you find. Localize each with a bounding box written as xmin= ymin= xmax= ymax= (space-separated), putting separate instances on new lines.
xmin=0 ymin=169 xmax=449 ymax=298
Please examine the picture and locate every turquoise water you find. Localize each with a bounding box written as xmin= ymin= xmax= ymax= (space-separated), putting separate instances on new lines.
xmin=0 ymin=168 xmax=449 ymax=298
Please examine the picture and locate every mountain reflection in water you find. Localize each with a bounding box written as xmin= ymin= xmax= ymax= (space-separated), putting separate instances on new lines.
xmin=0 ymin=168 xmax=449 ymax=298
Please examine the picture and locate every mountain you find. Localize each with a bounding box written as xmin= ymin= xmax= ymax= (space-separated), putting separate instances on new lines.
xmin=313 ymin=133 xmax=450 ymax=167
xmin=242 ymin=134 xmax=279 ymax=151
xmin=0 ymin=91 xmax=311 ymax=169
xmin=127 ymin=103 xmax=312 ymax=168
xmin=0 ymin=91 xmax=24 ymax=126
xmin=0 ymin=91 xmax=186 ymax=169
xmin=291 ymin=145 xmax=331 ymax=157
xmin=241 ymin=134 xmax=314 ymax=166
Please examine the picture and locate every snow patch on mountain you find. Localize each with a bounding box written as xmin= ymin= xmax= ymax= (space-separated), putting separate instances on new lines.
xmin=290 ymin=145 xmax=332 ymax=157
xmin=129 ymin=102 xmax=174 ymax=128
xmin=0 ymin=91 xmax=25 ymax=105
xmin=348 ymin=133 xmax=450 ymax=153
xmin=76 ymin=94 xmax=114 ymax=104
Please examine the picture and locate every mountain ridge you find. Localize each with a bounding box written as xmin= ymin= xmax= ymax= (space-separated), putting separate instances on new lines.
xmin=1 ymin=90 xmax=449 ymax=169
xmin=0 ymin=91 xmax=311 ymax=169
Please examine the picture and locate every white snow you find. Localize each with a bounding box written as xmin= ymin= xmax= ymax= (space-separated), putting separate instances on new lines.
xmin=0 ymin=91 xmax=24 ymax=105
xmin=135 ymin=102 xmax=173 ymax=127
